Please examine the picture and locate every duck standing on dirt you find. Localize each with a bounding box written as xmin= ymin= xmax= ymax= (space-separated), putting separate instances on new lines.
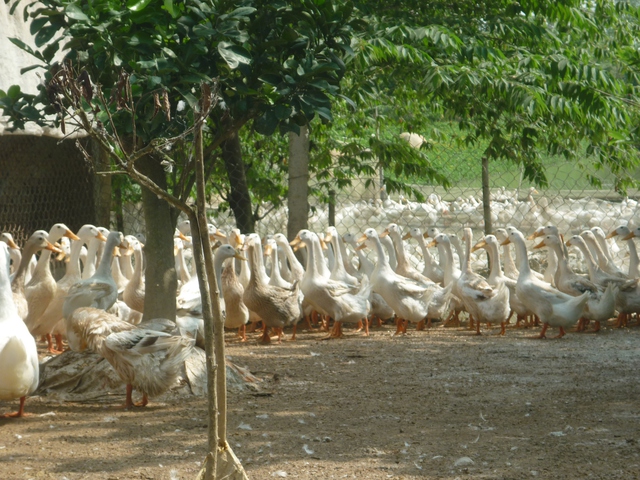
xmin=0 ymin=243 xmax=40 ymax=417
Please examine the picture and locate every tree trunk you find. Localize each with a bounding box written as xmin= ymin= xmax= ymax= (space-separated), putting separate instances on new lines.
xmin=137 ymin=155 xmax=178 ymax=321
xmin=222 ymin=132 xmax=254 ymax=233
xmin=287 ymin=124 xmax=310 ymax=241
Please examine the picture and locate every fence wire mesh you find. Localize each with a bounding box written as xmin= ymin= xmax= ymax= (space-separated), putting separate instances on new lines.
xmin=114 ymin=137 xmax=640 ymax=277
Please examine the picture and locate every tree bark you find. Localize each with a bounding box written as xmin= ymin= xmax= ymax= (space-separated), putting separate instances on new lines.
xmin=222 ymin=132 xmax=254 ymax=233
xmin=287 ymin=124 xmax=310 ymax=241
xmin=137 ymin=155 xmax=178 ymax=321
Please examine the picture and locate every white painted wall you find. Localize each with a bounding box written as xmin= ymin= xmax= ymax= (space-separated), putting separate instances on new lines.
xmin=0 ymin=2 xmax=63 ymax=136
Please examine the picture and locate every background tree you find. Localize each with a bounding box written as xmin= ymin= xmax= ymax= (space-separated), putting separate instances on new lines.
xmin=1 ymin=0 xmax=360 ymax=317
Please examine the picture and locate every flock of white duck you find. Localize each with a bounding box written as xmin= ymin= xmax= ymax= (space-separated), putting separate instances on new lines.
xmin=3 ymin=217 xmax=640 ymax=418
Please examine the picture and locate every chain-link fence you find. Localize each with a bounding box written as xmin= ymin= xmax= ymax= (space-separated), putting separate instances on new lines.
xmin=113 ymin=136 xmax=640 ymax=276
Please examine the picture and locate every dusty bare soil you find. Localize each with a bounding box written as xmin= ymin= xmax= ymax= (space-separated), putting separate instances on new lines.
xmin=2 ymin=320 xmax=640 ymax=480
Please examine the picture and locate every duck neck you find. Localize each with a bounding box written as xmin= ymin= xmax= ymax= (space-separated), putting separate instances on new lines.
xmin=513 ymin=237 xmax=532 ymax=277
xmin=596 ymin=235 xmax=616 ymax=264
xmin=389 ymin=231 xmax=409 ymax=270
xmin=213 ymin=250 xmax=228 ymax=298
xmin=338 ymin=236 xmax=357 ymax=276
xmin=95 ymin=236 xmax=118 ymax=279
xmin=487 ymin=243 xmax=502 ymax=281
xmin=585 ymin=237 xmax=608 ymax=270
xmin=462 ymin=231 xmax=472 ymax=274
xmin=12 ymin=241 xmax=41 ymax=290
xmin=442 ymin=242 xmax=456 ymax=286
xmin=626 ymin=238 xmax=639 ymax=275
xmin=416 ymin=236 xmax=435 ymax=267
xmin=83 ymin=238 xmax=101 ymax=279
xmin=502 ymin=243 xmax=518 ymax=276
xmin=269 ymin=248 xmax=286 ymax=285
xmin=1 ymin=251 xmax=18 ymax=318
xmin=131 ymin=247 xmax=144 ymax=284
xmin=247 ymin=244 xmax=262 ymax=287
xmin=279 ymin=242 xmax=304 ymax=280
xmin=370 ymin=236 xmax=390 ymax=277
xmin=66 ymin=237 xmax=88 ymax=278
xmin=574 ymin=241 xmax=598 ymax=280
xmin=380 ymin=236 xmax=397 ymax=270
xmin=314 ymin=240 xmax=331 ymax=278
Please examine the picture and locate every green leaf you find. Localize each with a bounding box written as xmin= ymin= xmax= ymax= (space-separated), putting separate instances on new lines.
xmin=8 ymin=37 xmax=43 ymax=61
xmin=127 ymin=0 xmax=153 ymax=12
xmin=65 ymin=4 xmax=89 ymax=22
xmin=20 ymin=64 xmax=44 ymax=74
xmin=30 ymin=17 xmax=49 ymax=35
xmin=254 ymin=110 xmax=278 ymax=136
xmin=227 ymin=6 xmax=257 ymax=18
xmin=163 ymin=0 xmax=177 ymax=18
xmin=218 ymin=42 xmax=251 ymax=69
xmin=34 ymin=25 xmax=59 ymax=47
xmin=274 ymin=104 xmax=292 ymax=120
xmin=7 ymin=85 xmax=22 ymax=100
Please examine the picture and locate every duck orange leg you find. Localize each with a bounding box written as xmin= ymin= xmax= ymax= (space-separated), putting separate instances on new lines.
xmin=592 ymin=320 xmax=601 ymax=333
xmin=535 ymin=322 xmax=549 ymax=339
xmin=45 ymin=334 xmax=63 ymax=355
xmin=322 ymin=321 xmax=343 ymax=340
xmin=134 ymin=393 xmax=149 ymax=407
xmin=355 ymin=320 xmax=363 ymax=333
xmin=54 ymin=333 xmax=65 ymax=353
xmin=499 ymin=321 xmax=506 ymax=336
xmin=363 ymin=318 xmax=370 ymax=336
xmin=290 ymin=324 xmax=298 ymax=341
xmin=475 ymin=318 xmax=482 ymax=335
xmin=416 ymin=320 xmax=425 ymax=331
xmin=553 ymin=326 xmax=567 ymax=339
xmin=1 ymin=396 xmax=28 ymax=418
xmin=122 ymin=384 xmax=135 ymax=409
xmin=238 ymin=324 xmax=247 ymax=342
xmin=258 ymin=324 xmax=271 ymax=344
xmin=394 ymin=317 xmax=406 ymax=335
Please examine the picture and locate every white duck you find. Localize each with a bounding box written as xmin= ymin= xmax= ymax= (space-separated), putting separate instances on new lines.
xmin=0 ymin=243 xmax=39 ymax=418
xmin=529 ymin=225 xmax=558 ymax=286
xmin=11 ymin=231 xmax=60 ymax=322
xmin=325 ymin=226 xmax=359 ymax=287
xmin=63 ymin=231 xmax=126 ymax=317
xmin=25 ymin=224 xmax=80 ymax=339
xmin=458 ymin=228 xmax=510 ymax=335
xmin=382 ymin=223 xmax=433 ymax=285
xmin=294 ymin=230 xmax=370 ymax=338
xmin=266 ymin=239 xmax=293 ymax=289
xmin=606 ymin=226 xmax=640 ymax=278
xmin=1 ymin=233 xmax=21 ymax=277
xmin=243 ymin=234 xmax=302 ymax=343
xmin=343 ymin=232 xmax=374 ymax=278
xmin=534 ymin=234 xmax=616 ymax=333
xmin=426 ymin=234 xmax=465 ymax=327
xmin=65 ymin=306 xmax=192 ymax=408
xmin=359 ymin=228 xmax=450 ymax=333
xmin=123 ymin=239 xmax=145 ymax=315
xmin=403 ymin=227 xmax=443 ymax=284
xmin=30 ymin=225 xmax=106 ymax=353
xmin=501 ymin=229 xmax=589 ymax=338
xmin=471 ymin=234 xmax=529 ymax=331
xmin=216 ymin=245 xmax=250 ymax=341
xmin=580 ymin=230 xmax=627 ymax=279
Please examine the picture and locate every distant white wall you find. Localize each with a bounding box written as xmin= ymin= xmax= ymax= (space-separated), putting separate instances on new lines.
xmin=0 ymin=2 xmax=63 ymax=136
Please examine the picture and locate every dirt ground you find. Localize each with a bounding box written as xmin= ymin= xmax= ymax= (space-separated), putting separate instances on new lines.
xmin=2 ymin=319 xmax=640 ymax=480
